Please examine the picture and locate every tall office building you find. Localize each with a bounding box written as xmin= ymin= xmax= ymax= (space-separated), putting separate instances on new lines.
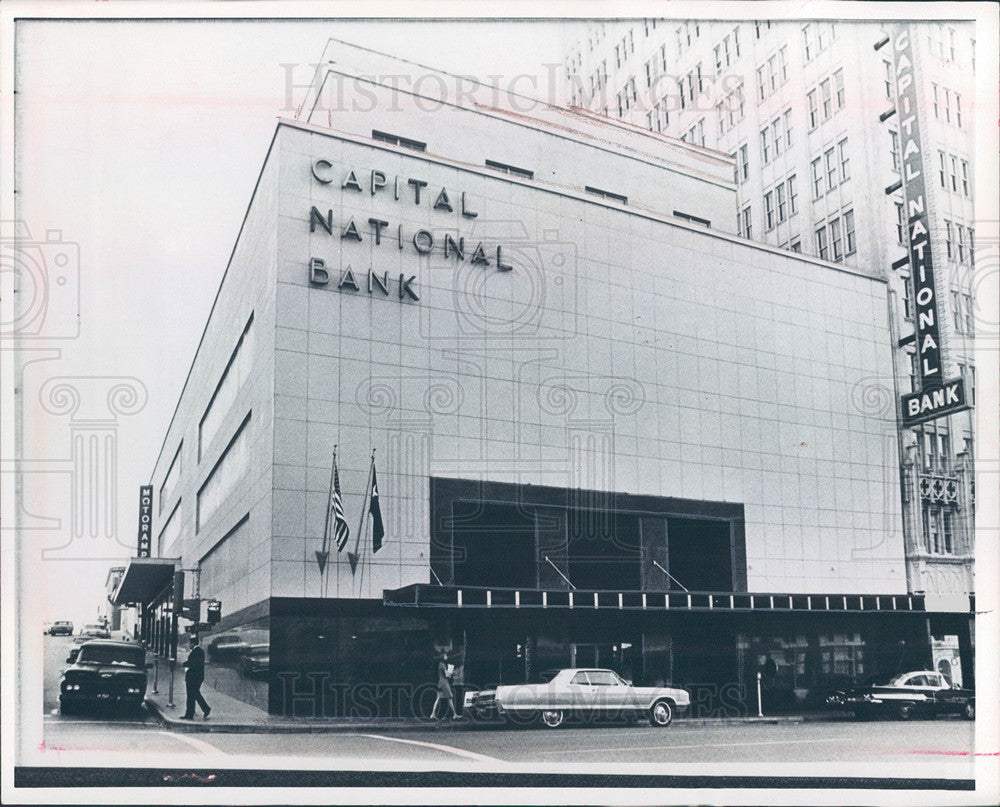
xmin=565 ymin=19 xmax=976 ymax=606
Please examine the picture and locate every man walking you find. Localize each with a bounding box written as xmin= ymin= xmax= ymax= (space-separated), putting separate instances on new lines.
xmin=181 ymin=635 xmax=211 ymax=719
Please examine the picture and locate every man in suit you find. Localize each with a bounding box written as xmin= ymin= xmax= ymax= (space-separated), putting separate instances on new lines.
xmin=181 ymin=635 xmax=211 ymax=719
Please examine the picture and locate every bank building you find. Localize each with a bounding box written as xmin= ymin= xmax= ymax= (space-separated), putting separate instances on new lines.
xmin=112 ymin=38 xmax=975 ymax=717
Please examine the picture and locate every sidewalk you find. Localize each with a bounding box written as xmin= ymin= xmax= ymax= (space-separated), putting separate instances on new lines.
xmin=145 ymin=680 xmax=829 ymax=734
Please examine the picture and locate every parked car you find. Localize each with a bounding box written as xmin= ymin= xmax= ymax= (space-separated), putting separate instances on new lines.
xmin=207 ymin=633 xmax=250 ymax=661
xmin=48 ymin=621 xmax=74 ymax=636
xmin=469 ymin=668 xmax=690 ymax=727
xmin=238 ymin=643 xmax=270 ymax=678
xmin=826 ymin=670 xmax=975 ymax=720
xmin=73 ymin=624 xmax=111 ymax=644
xmin=59 ymin=640 xmax=149 ymax=714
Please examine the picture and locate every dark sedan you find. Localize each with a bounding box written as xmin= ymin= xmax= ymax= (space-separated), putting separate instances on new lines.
xmin=60 ymin=640 xmax=149 ymax=714
xmin=826 ymin=670 xmax=974 ymax=720
xmin=238 ymin=643 xmax=270 ymax=678
xmin=48 ymin=621 xmax=74 ymax=636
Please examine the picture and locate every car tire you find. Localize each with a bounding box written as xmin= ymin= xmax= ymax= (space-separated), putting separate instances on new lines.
xmin=896 ymin=702 xmax=915 ymax=720
xmin=649 ymin=699 xmax=674 ymax=727
xmin=540 ymin=709 xmax=564 ymax=728
xmin=963 ymin=701 xmax=975 ymax=720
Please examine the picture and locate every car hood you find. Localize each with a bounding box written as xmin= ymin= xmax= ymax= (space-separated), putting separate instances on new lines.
xmin=64 ymin=663 xmax=145 ymax=679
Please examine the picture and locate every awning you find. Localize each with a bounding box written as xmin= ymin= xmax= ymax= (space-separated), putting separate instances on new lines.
xmin=384 ymin=584 xmax=974 ymax=615
xmin=111 ymin=557 xmax=179 ymax=606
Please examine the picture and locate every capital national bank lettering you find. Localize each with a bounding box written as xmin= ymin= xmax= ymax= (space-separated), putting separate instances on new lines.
xmin=306 ymin=161 xmax=513 ymax=302
xmin=891 ymin=25 xmax=970 ymax=428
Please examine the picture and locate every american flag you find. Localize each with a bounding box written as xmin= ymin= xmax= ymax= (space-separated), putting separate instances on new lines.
xmin=330 ymin=459 xmax=350 ymax=553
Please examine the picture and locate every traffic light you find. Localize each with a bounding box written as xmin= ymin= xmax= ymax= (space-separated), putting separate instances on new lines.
xmin=205 ymin=599 xmax=222 ymax=625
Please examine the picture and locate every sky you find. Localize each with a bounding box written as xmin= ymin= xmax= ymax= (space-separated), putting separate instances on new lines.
xmin=10 ymin=16 xmax=584 ymax=624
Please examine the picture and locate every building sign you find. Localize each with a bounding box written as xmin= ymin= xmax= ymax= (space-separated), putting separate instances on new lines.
xmin=307 ymin=163 xmax=513 ymax=302
xmin=901 ymin=377 xmax=968 ymax=427
xmin=137 ymin=485 xmax=153 ymax=557
xmin=892 ymin=25 xmax=968 ymax=427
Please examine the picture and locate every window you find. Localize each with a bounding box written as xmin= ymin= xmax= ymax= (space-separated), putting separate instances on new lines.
xmin=835 ymin=139 xmax=850 ymax=182
xmin=956 ymin=94 xmax=962 ymax=127
xmin=944 ymin=88 xmax=951 ymax=123
xmin=945 ymin=220 xmax=953 ymax=258
xmin=585 ymin=185 xmax=627 ymax=204
xmin=788 ymin=175 xmax=798 ymax=214
xmin=197 ymin=414 xmax=251 ymax=532
xmin=938 ymin=151 xmax=947 ymax=187
xmin=895 ymin=202 xmax=905 ymax=244
xmin=485 ymin=159 xmax=534 ymax=180
xmin=807 ymin=90 xmax=818 ymax=128
xmin=933 ymin=84 xmax=939 ymax=118
xmin=741 ymin=205 xmax=752 ymax=238
xmin=739 ymin=144 xmax=749 ymax=181
xmin=673 ymin=211 xmax=712 ymax=227
xmin=765 ymin=191 xmax=775 ymax=229
xmin=949 ymin=156 xmax=958 ymax=191
xmin=961 ymin=160 xmax=969 ymax=195
xmin=160 ymin=444 xmax=182 ymax=514
xmin=964 ymin=293 xmax=974 ymax=334
xmin=159 ymin=500 xmax=182 ymax=557
xmin=825 ymin=147 xmax=837 ymax=189
xmin=883 ymin=60 xmax=893 ymax=99
xmin=957 ymin=224 xmax=966 ymax=262
xmin=776 ymin=183 xmax=787 ymax=222
xmin=760 ymin=127 xmax=770 ymax=163
xmin=923 ymin=504 xmax=955 ymax=555
xmin=844 ymin=210 xmax=856 ymax=255
xmin=969 ymin=228 xmax=975 ymax=266
xmin=908 ymin=352 xmax=917 ymax=389
xmin=816 ymin=225 xmax=829 ymax=260
xmin=833 ymin=69 xmax=845 ymax=108
xmin=696 ymin=118 xmax=705 ymax=146
xmin=200 ymin=315 xmax=254 ymax=460
xmin=820 ymin=78 xmax=832 ymax=119
xmin=952 ymin=290 xmax=964 ymax=333
xmin=830 ymin=217 xmax=843 ymax=261
xmin=811 ymin=157 xmax=823 ymax=198
xmin=783 ymin=109 xmax=792 ymax=147
xmin=771 ymin=118 xmax=783 ymax=157
xmin=372 ymin=130 xmax=426 ymax=151
xmin=902 ymin=276 xmax=912 ymax=319
xmin=790 ymin=238 xmax=801 ymax=252
xmin=889 ymin=130 xmax=900 ymax=171
xmin=695 ymin=62 xmax=703 ymax=93
xmin=803 ymin=24 xmax=814 ymax=61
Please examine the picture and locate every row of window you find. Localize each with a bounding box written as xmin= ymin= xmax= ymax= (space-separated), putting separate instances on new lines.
xmin=712 ymin=27 xmax=742 ymax=73
xmin=923 ymin=503 xmax=956 ymax=555
xmin=760 ymin=109 xmax=792 ymax=164
xmin=950 ymin=289 xmax=976 ymax=335
xmin=815 ymin=209 xmax=856 ymax=263
xmin=681 ymin=119 xmax=705 ymax=147
xmin=764 ymin=175 xmax=799 ymax=230
xmin=802 ymin=22 xmax=838 ymax=61
xmin=944 ymin=219 xmax=975 ymax=266
xmin=755 ymin=45 xmax=789 ymax=101
xmin=676 ymin=20 xmax=701 ymax=54
xmin=932 ymin=83 xmax=963 ymax=128
xmin=811 ymin=138 xmax=850 ymax=198
xmin=715 ymin=83 xmax=746 ymax=135
xmin=938 ymin=152 xmax=971 ymax=197
xmin=196 ymin=413 xmax=251 ymax=532
xmin=807 ymin=69 xmax=845 ymax=128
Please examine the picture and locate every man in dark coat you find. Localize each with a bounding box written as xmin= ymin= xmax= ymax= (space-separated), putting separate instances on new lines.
xmin=181 ymin=635 xmax=211 ymax=719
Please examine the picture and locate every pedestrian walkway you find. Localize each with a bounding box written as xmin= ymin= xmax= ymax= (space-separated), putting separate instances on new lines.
xmin=145 ymin=678 xmax=823 ymax=733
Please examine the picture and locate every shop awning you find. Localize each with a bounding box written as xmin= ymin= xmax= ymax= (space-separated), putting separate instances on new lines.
xmin=111 ymin=557 xmax=179 ymax=606
xmin=384 ymin=584 xmax=974 ymax=615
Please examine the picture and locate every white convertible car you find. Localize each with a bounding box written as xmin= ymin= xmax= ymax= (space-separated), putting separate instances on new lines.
xmin=469 ymin=668 xmax=690 ymax=727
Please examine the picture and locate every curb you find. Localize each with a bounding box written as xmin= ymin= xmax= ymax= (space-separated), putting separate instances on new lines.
xmin=146 ymin=698 xmax=815 ymax=734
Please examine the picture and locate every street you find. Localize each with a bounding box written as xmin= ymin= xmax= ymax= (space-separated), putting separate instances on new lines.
xmin=33 ymin=634 xmax=978 ymax=781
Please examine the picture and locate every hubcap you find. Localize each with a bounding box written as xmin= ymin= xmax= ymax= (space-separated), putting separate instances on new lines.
xmin=542 ymin=710 xmax=562 ymax=727
xmin=653 ymin=703 xmax=670 ymax=724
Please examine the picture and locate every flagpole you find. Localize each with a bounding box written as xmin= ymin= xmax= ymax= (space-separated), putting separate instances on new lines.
xmin=348 ymin=449 xmax=375 ymax=575
xmin=319 ymin=447 xmax=337 ymax=597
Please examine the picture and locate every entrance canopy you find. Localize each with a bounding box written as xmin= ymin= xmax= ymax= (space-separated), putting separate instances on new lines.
xmin=384 ymin=584 xmax=973 ymax=615
xmin=111 ymin=557 xmax=179 ymax=606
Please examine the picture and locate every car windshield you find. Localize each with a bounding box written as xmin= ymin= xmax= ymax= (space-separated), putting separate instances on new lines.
xmin=77 ymin=647 xmax=144 ymax=667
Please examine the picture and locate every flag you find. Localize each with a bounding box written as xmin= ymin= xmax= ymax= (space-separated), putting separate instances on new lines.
xmin=370 ymin=462 xmax=385 ymax=553
xmin=331 ymin=460 xmax=350 ymax=553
